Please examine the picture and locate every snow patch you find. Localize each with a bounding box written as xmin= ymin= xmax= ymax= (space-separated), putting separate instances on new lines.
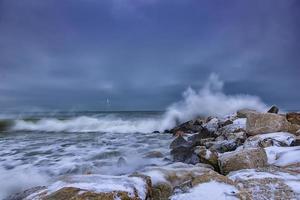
xmin=170 ymin=181 xmax=239 ymax=200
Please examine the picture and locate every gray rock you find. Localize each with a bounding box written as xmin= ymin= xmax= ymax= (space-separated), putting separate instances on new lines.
xmin=169 ymin=135 xmax=191 ymax=149
xmin=267 ymin=105 xmax=279 ymax=114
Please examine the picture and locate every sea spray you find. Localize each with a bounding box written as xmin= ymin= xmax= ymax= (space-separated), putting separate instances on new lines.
xmin=159 ymin=74 xmax=267 ymax=131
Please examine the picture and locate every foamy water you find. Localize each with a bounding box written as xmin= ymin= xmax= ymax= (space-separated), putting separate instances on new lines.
xmin=0 ymin=112 xmax=172 ymax=199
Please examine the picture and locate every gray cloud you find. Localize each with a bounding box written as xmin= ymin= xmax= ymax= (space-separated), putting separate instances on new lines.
xmin=0 ymin=0 xmax=299 ymax=111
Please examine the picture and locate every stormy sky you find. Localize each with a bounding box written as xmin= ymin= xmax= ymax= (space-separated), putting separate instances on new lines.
xmin=0 ymin=0 xmax=299 ymax=111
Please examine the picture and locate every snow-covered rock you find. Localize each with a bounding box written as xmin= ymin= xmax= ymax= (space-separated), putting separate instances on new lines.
xmin=242 ymin=132 xmax=296 ymax=149
xmin=228 ymin=167 xmax=300 ymax=200
xmin=26 ymin=174 xmax=150 ymax=200
xmin=265 ymin=146 xmax=300 ymax=173
xmin=170 ymin=181 xmax=240 ymax=200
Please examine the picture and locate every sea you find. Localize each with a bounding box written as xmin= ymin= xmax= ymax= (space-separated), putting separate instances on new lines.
xmin=0 ymin=111 xmax=173 ymax=199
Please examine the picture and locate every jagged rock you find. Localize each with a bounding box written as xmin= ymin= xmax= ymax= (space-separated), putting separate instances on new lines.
xmin=246 ymin=112 xmax=291 ymax=135
xmin=170 ymin=120 xmax=203 ymax=134
xmin=218 ymin=148 xmax=268 ymax=175
xmin=217 ymin=118 xmax=246 ymax=136
xmin=203 ymin=118 xmax=219 ymax=132
xmin=187 ymin=128 xmax=216 ymax=147
xmin=207 ymin=140 xmax=238 ymax=153
xmin=228 ymin=167 xmax=300 ymax=200
xmin=242 ymin=132 xmax=296 ymax=149
xmin=267 ymin=105 xmax=279 ymax=114
xmin=236 ymin=109 xmax=258 ymax=118
xmin=194 ymin=146 xmax=219 ymax=171
xmin=169 ymin=135 xmax=191 ymax=149
xmin=286 ymin=112 xmax=300 ymax=125
xmin=170 ymin=146 xmax=199 ymax=164
xmin=143 ymin=151 xmax=164 ymax=158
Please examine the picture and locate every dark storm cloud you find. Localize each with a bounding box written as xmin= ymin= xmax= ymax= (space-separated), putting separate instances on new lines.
xmin=0 ymin=0 xmax=299 ymax=111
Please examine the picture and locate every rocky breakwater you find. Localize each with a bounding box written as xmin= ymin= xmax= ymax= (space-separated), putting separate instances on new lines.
xmin=6 ymin=107 xmax=300 ymax=200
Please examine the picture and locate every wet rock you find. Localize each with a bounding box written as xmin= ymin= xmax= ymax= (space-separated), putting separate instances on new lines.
xmin=236 ymin=108 xmax=258 ymax=118
xmin=170 ymin=120 xmax=203 ymax=134
xmin=117 ymin=157 xmax=127 ymax=167
xmin=144 ymin=151 xmax=164 ymax=158
xmin=170 ymin=146 xmax=199 ymax=164
xmin=267 ymin=105 xmax=279 ymax=114
xmin=0 ymin=120 xmax=13 ymax=132
xmin=246 ymin=112 xmax=291 ymax=135
xmin=152 ymin=131 xmax=160 ymax=133
xmin=162 ymin=129 xmax=170 ymax=134
xmin=218 ymin=148 xmax=268 ymax=175
xmin=5 ymin=186 xmax=46 ymax=200
xmin=228 ymin=167 xmax=300 ymax=200
xmin=187 ymin=128 xmax=216 ymax=147
xmin=194 ymin=146 xmax=219 ymax=171
xmin=286 ymin=112 xmax=300 ymax=125
xmin=169 ymin=135 xmax=191 ymax=149
xmin=292 ymin=135 xmax=300 ymax=146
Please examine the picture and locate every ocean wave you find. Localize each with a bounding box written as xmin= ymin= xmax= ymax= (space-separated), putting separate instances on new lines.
xmin=12 ymin=116 xmax=162 ymax=133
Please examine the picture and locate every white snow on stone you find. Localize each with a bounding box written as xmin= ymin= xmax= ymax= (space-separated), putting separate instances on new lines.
xmin=27 ymin=175 xmax=147 ymax=199
xmin=265 ymin=146 xmax=300 ymax=166
xmin=143 ymin=170 xmax=167 ymax=185
xmin=204 ymin=118 xmax=219 ymax=132
xmin=228 ymin=169 xmax=300 ymax=181
xmin=243 ymin=132 xmax=296 ymax=148
xmin=170 ymin=181 xmax=239 ymax=200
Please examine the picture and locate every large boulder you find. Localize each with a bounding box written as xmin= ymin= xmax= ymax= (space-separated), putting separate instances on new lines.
xmin=218 ymin=148 xmax=268 ymax=175
xmin=26 ymin=175 xmax=150 ymax=200
xmin=246 ymin=112 xmax=291 ymax=135
xmin=141 ymin=163 xmax=248 ymax=200
xmin=228 ymin=167 xmax=300 ymax=200
xmin=286 ymin=112 xmax=300 ymax=125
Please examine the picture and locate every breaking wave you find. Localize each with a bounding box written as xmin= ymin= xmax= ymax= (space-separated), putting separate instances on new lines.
xmin=12 ymin=115 xmax=161 ymax=133
xmin=9 ymin=73 xmax=267 ymax=133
